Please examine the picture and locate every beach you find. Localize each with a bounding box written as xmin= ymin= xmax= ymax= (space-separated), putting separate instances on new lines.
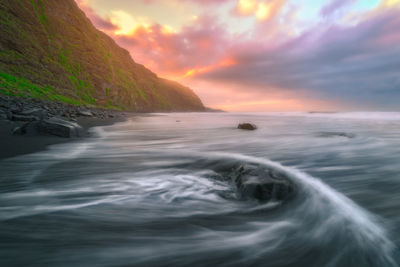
xmin=1 ymin=112 xmax=399 ymax=266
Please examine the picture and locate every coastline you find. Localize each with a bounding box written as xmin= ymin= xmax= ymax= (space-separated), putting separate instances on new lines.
xmin=0 ymin=95 xmax=130 ymax=160
xmin=0 ymin=115 xmax=127 ymax=160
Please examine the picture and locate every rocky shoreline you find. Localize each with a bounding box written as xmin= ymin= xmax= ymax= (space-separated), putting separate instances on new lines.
xmin=0 ymin=96 xmax=128 ymax=159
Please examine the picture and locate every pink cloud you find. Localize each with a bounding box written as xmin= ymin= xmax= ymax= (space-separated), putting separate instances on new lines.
xmin=109 ymin=15 xmax=235 ymax=76
xmin=198 ymin=9 xmax=400 ymax=110
xmin=141 ymin=0 xmax=232 ymax=5
xmin=75 ymin=0 xmax=117 ymax=31
xmin=77 ymin=0 xmax=400 ymax=110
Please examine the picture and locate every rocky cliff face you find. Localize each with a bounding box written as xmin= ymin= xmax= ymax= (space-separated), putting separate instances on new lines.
xmin=0 ymin=0 xmax=204 ymax=111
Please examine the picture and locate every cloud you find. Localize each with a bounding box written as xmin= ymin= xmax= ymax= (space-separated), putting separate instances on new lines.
xmin=198 ymin=9 xmax=400 ymax=110
xmin=110 ymin=15 xmax=235 ymax=76
xmin=75 ymin=0 xmax=117 ymax=31
xmin=186 ymin=0 xmax=233 ymax=3
xmin=77 ymin=0 xmax=400 ymax=110
xmin=380 ymin=0 xmax=400 ymax=8
xmin=320 ymin=0 xmax=358 ymax=17
xmin=141 ymin=0 xmax=232 ymax=5
xmin=232 ymin=0 xmax=288 ymax=21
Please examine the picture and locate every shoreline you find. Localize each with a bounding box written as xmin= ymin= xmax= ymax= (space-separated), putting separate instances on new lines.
xmin=0 ymin=115 xmax=128 ymax=160
xmin=0 ymin=95 xmax=130 ymax=160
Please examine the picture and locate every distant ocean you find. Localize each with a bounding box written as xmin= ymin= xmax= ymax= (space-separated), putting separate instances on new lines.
xmin=1 ymin=112 xmax=399 ymax=266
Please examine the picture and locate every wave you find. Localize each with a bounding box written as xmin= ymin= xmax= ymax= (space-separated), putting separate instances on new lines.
xmin=0 ymin=134 xmax=397 ymax=266
xmin=130 ymin=151 xmax=397 ymax=266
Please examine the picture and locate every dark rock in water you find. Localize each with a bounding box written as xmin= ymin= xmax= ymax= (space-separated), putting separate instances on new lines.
xmin=317 ymin=132 xmax=355 ymax=139
xmin=37 ymin=117 xmax=83 ymax=138
xmin=231 ymin=165 xmax=294 ymax=202
xmin=78 ymin=109 xmax=93 ymax=117
xmin=238 ymin=123 xmax=257 ymax=130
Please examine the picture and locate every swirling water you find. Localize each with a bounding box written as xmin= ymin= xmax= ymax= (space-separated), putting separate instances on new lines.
xmin=1 ymin=112 xmax=400 ymax=266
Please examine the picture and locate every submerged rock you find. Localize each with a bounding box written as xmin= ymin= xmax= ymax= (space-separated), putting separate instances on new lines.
xmin=238 ymin=123 xmax=257 ymax=130
xmin=231 ymin=165 xmax=294 ymax=202
xmin=317 ymin=132 xmax=355 ymax=138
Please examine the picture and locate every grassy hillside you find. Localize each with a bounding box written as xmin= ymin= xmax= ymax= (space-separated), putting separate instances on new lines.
xmin=0 ymin=0 xmax=204 ymax=111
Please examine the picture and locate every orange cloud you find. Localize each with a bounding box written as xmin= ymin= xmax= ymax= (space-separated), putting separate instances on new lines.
xmin=237 ymin=0 xmax=258 ymax=15
xmin=381 ymin=0 xmax=400 ymax=7
xmin=256 ymin=0 xmax=287 ymax=21
xmin=233 ymin=0 xmax=288 ymax=21
xmin=184 ymin=57 xmax=237 ymax=77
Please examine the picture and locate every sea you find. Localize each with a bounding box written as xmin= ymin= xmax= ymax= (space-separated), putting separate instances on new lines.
xmin=1 ymin=112 xmax=400 ymax=266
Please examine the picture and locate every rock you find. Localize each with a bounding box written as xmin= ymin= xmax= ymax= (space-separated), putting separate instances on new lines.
xmin=238 ymin=123 xmax=257 ymax=130
xmin=231 ymin=165 xmax=294 ymax=202
xmin=12 ymin=122 xmax=38 ymax=136
xmin=317 ymin=132 xmax=355 ymax=138
xmin=37 ymin=117 xmax=83 ymax=138
xmin=12 ymin=125 xmax=26 ymax=135
xmin=78 ymin=109 xmax=93 ymax=117
xmin=0 ymin=109 xmax=7 ymax=120
xmin=19 ymin=108 xmax=47 ymax=120
xmin=10 ymin=113 xmax=39 ymax=122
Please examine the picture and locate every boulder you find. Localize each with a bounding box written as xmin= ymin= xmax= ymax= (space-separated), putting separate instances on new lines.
xmin=19 ymin=108 xmax=47 ymax=120
xmin=37 ymin=117 xmax=83 ymax=137
xmin=238 ymin=123 xmax=257 ymax=130
xmin=231 ymin=165 xmax=294 ymax=202
xmin=12 ymin=121 xmax=40 ymax=136
xmin=12 ymin=117 xmax=83 ymax=138
xmin=12 ymin=125 xmax=26 ymax=135
xmin=78 ymin=109 xmax=93 ymax=117
xmin=0 ymin=109 xmax=7 ymax=120
xmin=10 ymin=113 xmax=39 ymax=122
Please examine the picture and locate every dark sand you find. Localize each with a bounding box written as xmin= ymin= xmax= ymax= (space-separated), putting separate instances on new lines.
xmin=0 ymin=116 xmax=126 ymax=160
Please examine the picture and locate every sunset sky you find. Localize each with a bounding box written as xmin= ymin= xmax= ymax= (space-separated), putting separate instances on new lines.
xmin=76 ymin=0 xmax=400 ymax=111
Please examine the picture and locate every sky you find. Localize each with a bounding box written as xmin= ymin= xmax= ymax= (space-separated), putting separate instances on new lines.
xmin=75 ymin=0 xmax=400 ymax=111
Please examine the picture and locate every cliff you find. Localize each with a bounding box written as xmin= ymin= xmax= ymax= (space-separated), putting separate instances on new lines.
xmin=0 ymin=0 xmax=205 ymax=111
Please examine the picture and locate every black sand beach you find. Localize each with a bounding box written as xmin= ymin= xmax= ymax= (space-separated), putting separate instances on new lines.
xmin=0 ymin=117 xmax=125 ymax=160
xmin=0 ymin=96 xmax=127 ymax=160
xmin=1 ymin=112 xmax=399 ymax=266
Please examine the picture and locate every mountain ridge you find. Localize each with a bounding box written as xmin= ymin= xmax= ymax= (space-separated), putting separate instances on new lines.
xmin=0 ymin=0 xmax=205 ymax=112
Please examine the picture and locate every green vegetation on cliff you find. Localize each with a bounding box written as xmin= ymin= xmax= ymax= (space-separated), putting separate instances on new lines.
xmin=0 ymin=0 xmax=204 ymax=111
